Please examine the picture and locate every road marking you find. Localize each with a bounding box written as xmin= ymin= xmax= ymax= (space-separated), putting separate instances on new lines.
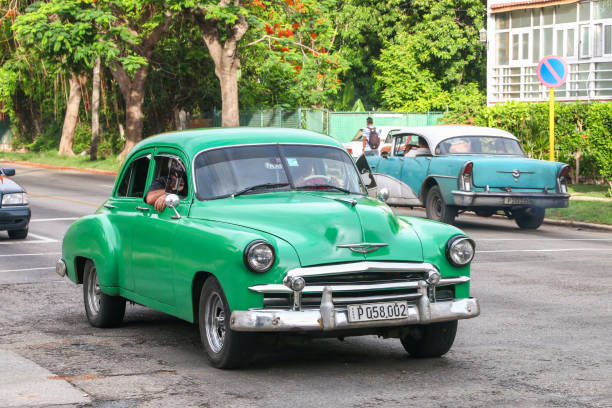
xmin=27 ymin=233 xmax=57 ymax=242
xmin=0 ymin=252 xmax=60 ymax=257
xmin=479 ymin=248 xmax=612 ymax=253
xmin=0 ymin=267 xmax=55 ymax=273
xmin=27 ymin=192 xmax=100 ymax=207
xmin=99 ymin=184 xmax=115 ymax=188
xmin=30 ymin=217 xmax=79 ymax=222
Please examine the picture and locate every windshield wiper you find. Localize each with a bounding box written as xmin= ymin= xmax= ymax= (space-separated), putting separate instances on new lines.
xmin=297 ymin=184 xmax=352 ymax=194
xmin=232 ymin=183 xmax=290 ymax=197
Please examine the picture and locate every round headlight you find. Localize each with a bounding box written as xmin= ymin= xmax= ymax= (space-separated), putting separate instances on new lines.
xmin=244 ymin=241 xmax=275 ymax=273
xmin=446 ymin=236 xmax=475 ymax=267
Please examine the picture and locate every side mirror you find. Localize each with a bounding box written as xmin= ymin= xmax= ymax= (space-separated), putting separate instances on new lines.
xmin=377 ymin=187 xmax=389 ymax=202
xmin=165 ymin=194 xmax=181 ymax=219
xmin=1 ymin=168 xmax=15 ymax=177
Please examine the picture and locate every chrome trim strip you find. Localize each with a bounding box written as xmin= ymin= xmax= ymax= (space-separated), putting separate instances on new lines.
xmin=55 ymin=258 xmax=67 ymax=278
xmin=284 ymin=261 xmax=438 ymax=279
xmin=191 ymin=143 xmax=366 ymax=199
xmin=297 ymin=292 xmax=423 ymax=304
xmin=429 ymin=174 xmax=456 ymax=179
xmin=250 ymin=276 xmax=470 ymax=294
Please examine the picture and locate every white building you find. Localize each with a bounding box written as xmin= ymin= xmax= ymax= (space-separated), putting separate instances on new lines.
xmin=487 ymin=0 xmax=612 ymax=103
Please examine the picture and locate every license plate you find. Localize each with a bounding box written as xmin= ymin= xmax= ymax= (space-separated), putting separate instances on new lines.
xmin=504 ymin=197 xmax=531 ymax=205
xmin=347 ymin=301 xmax=409 ymax=323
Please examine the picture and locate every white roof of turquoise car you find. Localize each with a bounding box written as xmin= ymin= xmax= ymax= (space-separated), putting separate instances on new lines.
xmin=391 ymin=125 xmax=518 ymax=154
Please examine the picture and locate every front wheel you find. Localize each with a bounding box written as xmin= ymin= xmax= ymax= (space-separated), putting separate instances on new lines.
xmin=425 ymin=185 xmax=457 ymax=224
xmin=83 ymin=260 xmax=125 ymax=327
xmin=199 ymin=277 xmax=248 ymax=369
xmin=514 ymin=207 xmax=545 ymax=229
xmin=400 ymin=321 xmax=458 ymax=358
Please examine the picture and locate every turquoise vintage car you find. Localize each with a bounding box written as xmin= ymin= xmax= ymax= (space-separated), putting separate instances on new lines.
xmin=362 ymin=125 xmax=570 ymax=229
xmin=56 ymin=128 xmax=479 ymax=368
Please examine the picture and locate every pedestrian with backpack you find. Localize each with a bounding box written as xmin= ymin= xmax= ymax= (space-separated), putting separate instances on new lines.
xmin=362 ymin=117 xmax=380 ymax=156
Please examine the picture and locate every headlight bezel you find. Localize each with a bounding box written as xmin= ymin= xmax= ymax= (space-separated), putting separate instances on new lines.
xmin=445 ymin=236 xmax=475 ymax=267
xmin=1 ymin=192 xmax=28 ymax=206
xmin=243 ymin=240 xmax=276 ymax=273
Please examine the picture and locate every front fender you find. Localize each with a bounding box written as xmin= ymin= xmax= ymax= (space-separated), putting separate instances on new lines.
xmin=62 ymin=215 xmax=121 ymax=294
xmin=171 ymin=218 xmax=301 ymax=322
xmin=397 ymin=215 xmax=471 ymax=298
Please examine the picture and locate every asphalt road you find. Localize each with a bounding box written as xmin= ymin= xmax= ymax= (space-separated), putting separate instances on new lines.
xmin=1 ymin=164 xmax=611 ymax=408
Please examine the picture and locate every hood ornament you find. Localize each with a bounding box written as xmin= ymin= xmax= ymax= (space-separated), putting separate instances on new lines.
xmin=337 ymin=243 xmax=388 ymax=253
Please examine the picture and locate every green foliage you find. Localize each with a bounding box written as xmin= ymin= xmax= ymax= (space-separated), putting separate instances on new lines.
xmin=584 ymin=102 xmax=612 ymax=190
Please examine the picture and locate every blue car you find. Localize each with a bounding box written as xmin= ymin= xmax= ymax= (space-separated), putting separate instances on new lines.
xmin=357 ymin=126 xmax=570 ymax=229
xmin=0 ymin=167 xmax=30 ymax=239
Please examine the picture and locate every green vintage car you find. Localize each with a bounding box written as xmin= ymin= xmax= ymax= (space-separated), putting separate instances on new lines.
xmin=57 ymin=128 xmax=480 ymax=368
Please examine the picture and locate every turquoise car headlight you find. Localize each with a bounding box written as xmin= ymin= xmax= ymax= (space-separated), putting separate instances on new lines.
xmin=2 ymin=192 xmax=28 ymax=206
xmin=446 ymin=236 xmax=475 ymax=266
xmin=244 ymin=240 xmax=275 ymax=273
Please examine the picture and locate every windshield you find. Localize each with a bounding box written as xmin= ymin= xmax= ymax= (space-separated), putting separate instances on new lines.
xmin=194 ymin=144 xmax=365 ymax=200
xmin=436 ymin=136 xmax=524 ymax=155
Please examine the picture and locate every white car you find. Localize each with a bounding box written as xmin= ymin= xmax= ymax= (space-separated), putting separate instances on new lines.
xmin=343 ymin=126 xmax=417 ymax=157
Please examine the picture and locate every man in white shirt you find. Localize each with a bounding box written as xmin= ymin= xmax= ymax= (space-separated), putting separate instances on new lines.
xmin=361 ymin=117 xmax=379 ymax=156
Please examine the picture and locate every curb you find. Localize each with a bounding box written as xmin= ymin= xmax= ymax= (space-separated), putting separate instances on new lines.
xmin=397 ymin=206 xmax=612 ymax=232
xmin=542 ymin=218 xmax=612 ymax=232
xmin=0 ymin=160 xmax=118 ymax=175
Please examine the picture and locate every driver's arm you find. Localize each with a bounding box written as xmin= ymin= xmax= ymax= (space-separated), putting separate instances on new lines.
xmin=146 ymin=189 xmax=167 ymax=211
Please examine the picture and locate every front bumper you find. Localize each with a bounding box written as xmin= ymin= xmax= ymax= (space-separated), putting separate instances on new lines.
xmin=0 ymin=206 xmax=30 ymax=231
xmin=230 ymin=284 xmax=480 ymax=332
xmin=451 ymin=190 xmax=569 ymax=208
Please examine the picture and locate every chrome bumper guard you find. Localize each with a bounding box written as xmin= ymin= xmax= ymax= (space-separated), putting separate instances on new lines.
xmin=451 ymin=190 xmax=570 ymax=208
xmin=230 ymin=261 xmax=479 ymax=332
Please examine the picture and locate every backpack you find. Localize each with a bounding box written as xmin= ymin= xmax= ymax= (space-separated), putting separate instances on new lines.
xmin=368 ymin=127 xmax=380 ymax=149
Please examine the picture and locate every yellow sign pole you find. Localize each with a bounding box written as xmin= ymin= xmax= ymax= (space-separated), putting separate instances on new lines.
xmin=549 ymin=87 xmax=555 ymax=161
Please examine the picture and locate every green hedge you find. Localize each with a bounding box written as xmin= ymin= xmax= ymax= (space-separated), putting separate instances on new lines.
xmin=443 ymin=101 xmax=612 ymax=187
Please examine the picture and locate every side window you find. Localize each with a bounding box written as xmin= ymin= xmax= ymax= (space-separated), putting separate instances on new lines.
xmin=151 ymin=156 xmax=189 ymax=198
xmin=393 ymin=135 xmax=410 ymax=156
xmin=117 ymin=155 xmax=150 ymax=198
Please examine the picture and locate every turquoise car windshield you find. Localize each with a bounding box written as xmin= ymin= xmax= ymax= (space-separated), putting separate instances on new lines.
xmin=437 ymin=136 xmax=524 ymax=156
xmin=194 ymin=144 xmax=365 ymax=200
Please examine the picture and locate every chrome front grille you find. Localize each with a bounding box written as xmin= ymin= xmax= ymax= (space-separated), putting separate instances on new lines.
xmin=250 ymin=262 xmax=468 ymax=310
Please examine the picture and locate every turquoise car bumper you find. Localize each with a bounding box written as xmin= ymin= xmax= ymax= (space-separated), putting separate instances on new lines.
xmin=451 ymin=190 xmax=570 ymax=208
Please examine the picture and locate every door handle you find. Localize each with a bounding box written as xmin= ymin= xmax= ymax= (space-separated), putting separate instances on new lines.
xmin=104 ymin=203 xmax=116 ymax=209
xmin=136 ymin=206 xmax=149 ymax=212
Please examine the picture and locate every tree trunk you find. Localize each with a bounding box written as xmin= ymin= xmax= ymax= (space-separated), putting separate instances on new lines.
xmin=110 ymin=64 xmax=148 ymax=161
xmin=90 ymin=57 xmax=101 ymax=161
xmin=195 ymin=10 xmax=247 ymax=128
xmin=59 ymin=74 xmax=82 ymax=156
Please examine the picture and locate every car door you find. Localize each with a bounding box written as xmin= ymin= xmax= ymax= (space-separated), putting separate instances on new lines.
xmin=104 ymin=149 xmax=154 ymax=291
xmin=400 ymin=134 xmax=433 ymax=197
xmin=371 ymin=134 xmax=407 ymax=178
xmin=131 ymin=149 xmax=192 ymax=306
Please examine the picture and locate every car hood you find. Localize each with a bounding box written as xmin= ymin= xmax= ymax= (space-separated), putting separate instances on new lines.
xmin=0 ymin=177 xmax=25 ymax=194
xmin=188 ymin=191 xmax=424 ymax=267
xmin=469 ymin=156 xmax=559 ymax=189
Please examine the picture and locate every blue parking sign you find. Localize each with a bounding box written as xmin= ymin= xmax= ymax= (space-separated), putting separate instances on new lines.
xmin=537 ymin=56 xmax=568 ymax=88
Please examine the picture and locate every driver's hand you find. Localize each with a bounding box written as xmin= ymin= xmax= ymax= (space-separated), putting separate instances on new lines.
xmin=154 ymin=194 xmax=167 ymax=212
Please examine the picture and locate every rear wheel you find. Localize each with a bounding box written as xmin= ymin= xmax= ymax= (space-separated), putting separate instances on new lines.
xmin=425 ymin=186 xmax=457 ymax=224
xmin=400 ymin=321 xmax=458 ymax=358
xmin=83 ymin=260 xmax=125 ymax=328
xmin=8 ymin=227 xmax=28 ymax=239
xmin=514 ymin=207 xmax=545 ymax=229
xmin=199 ymin=277 xmax=248 ymax=369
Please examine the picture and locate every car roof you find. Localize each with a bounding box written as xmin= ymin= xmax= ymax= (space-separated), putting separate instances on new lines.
xmin=130 ymin=127 xmax=341 ymax=160
xmin=389 ymin=125 xmax=518 ymax=151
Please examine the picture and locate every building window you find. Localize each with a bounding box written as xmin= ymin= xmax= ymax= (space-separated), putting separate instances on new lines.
xmin=497 ymin=32 xmax=510 ymax=65
xmin=604 ymin=25 xmax=612 ymax=54
xmin=579 ymin=2 xmax=591 ymax=21
xmin=511 ymin=9 xmax=531 ymax=28
xmin=542 ymin=6 xmax=554 ymax=25
xmin=556 ymin=4 xmax=577 ymax=24
xmin=581 ymin=25 xmax=591 ymax=57
xmin=497 ymin=12 xmax=509 ymax=29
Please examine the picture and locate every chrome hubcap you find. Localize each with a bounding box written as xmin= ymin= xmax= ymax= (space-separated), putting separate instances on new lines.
xmin=433 ymin=195 xmax=442 ymax=218
xmin=87 ymin=267 xmax=102 ymax=315
xmin=205 ymin=292 xmax=226 ymax=353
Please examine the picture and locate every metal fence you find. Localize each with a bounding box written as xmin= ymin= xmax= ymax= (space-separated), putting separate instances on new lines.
xmin=204 ymin=109 xmax=443 ymax=143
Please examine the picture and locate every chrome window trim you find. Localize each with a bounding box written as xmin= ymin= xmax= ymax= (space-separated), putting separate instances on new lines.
xmin=113 ymin=152 xmax=152 ymax=199
xmin=191 ymin=142 xmax=367 ymax=200
xmin=433 ymin=135 xmax=525 ymax=157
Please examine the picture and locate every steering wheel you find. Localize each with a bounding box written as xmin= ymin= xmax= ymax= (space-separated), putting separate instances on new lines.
xmin=303 ymin=175 xmax=332 ymax=183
